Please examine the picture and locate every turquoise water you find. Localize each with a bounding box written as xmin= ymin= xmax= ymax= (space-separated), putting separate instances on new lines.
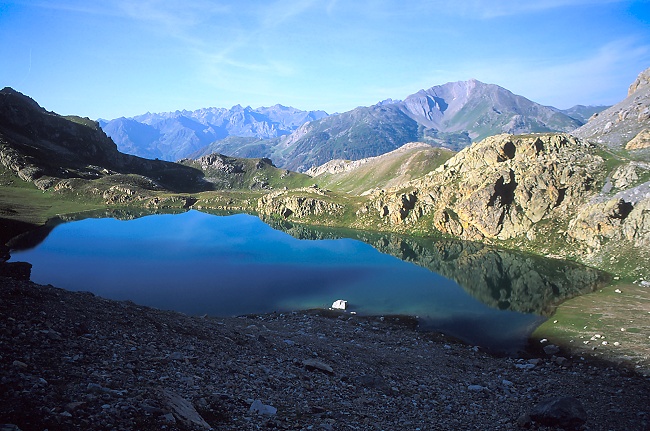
xmin=10 ymin=210 xmax=567 ymax=352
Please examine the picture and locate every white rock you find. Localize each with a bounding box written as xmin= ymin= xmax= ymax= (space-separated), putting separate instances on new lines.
xmin=515 ymin=363 xmax=536 ymax=370
xmin=331 ymin=299 xmax=347 ymax=310
xmin=249 ymin=399 xmax=277 ymax=416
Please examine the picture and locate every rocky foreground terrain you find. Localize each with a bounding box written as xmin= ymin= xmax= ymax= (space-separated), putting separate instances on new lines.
xmin=1 ymin=276 xmax=649 ymax=431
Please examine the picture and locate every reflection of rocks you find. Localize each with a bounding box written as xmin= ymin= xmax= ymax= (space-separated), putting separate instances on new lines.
xmin=263 ymin=219 xmax=608 ymax=315
xmin=7 ymin=209 xmax=190 ymax=251
xmin=362 ymin=236 xmax=607 ymax=316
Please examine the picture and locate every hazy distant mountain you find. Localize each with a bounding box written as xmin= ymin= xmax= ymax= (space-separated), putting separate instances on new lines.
xmin=399 ymin=79 xmax=582 ymax=141
xmin=101 ymin=105 xmax=328 ymax=161
xmin=557 ymin=105 xmax=610 ymax=124
xmin=196 ymin=79 xmax=583 ymax=171
xmin=104 ymin=79 xmax=586 ymax=171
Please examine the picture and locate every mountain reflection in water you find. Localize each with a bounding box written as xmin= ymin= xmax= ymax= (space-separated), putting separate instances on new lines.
xmin=9 ymin=210 xmax=608 ymax=353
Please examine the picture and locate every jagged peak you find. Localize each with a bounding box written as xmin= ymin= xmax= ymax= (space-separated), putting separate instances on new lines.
xmin=628 ymin=67 xmax=650 ymax=97
xmin=0 ymin=87 xmax=48 ymax=114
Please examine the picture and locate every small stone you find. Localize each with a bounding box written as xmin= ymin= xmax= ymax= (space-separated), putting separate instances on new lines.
xmin=331 ymin=299 xmax=347 ymax=310
xmin=543 ymin=344 xmax=560 ymax=355
xmin=168 ymin=352 xmax=184 ymax=360
xmin=467 ymin=384 xmax=486 ymax=392
xmin=515 ymin=363 xmax=536 ymax=370
xmin=12 ymin=360 xmax=27 ymax=368
xmin=65 ymin=401 xmax=85 ymax=412
xmin=302 ymin=359 xmax=334 ymax=374
xmin=162 ymin=413 xmax=176 ymax=423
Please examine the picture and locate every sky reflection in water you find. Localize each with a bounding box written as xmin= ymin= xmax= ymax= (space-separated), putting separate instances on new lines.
xmin=11 ymin=210 xmax=543 ymax=351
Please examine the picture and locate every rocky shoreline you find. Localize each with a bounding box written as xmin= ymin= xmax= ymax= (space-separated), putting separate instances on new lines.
xmin=1 ymin=277 xmax=649 ymax=430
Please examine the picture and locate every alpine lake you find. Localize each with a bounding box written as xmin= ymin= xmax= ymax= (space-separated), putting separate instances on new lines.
xmin=9 ymin=210 xmax=609 ymax=353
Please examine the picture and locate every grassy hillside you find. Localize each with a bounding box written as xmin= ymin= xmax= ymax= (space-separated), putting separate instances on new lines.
xmin=311 ymin=143 xmax=454 ymax=194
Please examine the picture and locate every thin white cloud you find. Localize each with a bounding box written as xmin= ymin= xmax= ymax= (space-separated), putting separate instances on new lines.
xmin=391 ymin=0 xmax=630 ymax=19
xmin=362 ymin=37 xmax=649 ymax=109
xmin=425 ymin=38 xmax=650 ymax=107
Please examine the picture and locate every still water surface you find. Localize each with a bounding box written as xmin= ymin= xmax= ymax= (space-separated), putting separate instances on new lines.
xmin=10 ymin=210 xmax=604 ymax=352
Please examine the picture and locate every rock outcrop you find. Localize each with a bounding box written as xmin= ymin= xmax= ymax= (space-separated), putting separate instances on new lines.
xmin=626 ymin=128 xmax=650 ymax=150
xmin=361 ymin=134 xmax=604 ymax=241
xmin=349 ymin=131 xmax=649 ymax=268
xmin=257 ymin=187 xmax=344 ymax=219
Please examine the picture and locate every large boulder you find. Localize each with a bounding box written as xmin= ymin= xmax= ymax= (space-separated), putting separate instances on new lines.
xmin=528 ymin=396 xmax=587 ymax=430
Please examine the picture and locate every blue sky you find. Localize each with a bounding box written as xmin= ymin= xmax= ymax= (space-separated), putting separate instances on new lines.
xmin=1 ymin=0 xmax=649 ymax=120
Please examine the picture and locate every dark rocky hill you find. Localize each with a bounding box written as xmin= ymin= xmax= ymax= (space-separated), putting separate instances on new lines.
xmin=0 ymin=87 xmax=206 ymax=193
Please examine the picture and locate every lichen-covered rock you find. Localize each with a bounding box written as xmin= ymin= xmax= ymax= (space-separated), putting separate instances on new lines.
xmin=257 ymin=188 xmax=344 ymax=219
xmin=367 ymin=133 xmax=604 ymax=242
xmin=626 ymin=128 xmax=650 ymax=150
xmin=569 ymin=189 xmax=650 ymax=250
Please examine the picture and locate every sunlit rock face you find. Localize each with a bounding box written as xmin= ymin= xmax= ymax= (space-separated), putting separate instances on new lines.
xmin=363 ymin=133 xmax=604 ymax=240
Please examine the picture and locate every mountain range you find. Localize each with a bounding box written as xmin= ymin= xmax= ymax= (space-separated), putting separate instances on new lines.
xmin=100 ymin=104 xmax=327 ymax=162
xmin=1 ymin=67 xmax=649 ymax=279
xmin=102 ymin=79 xmax=608 ymax=171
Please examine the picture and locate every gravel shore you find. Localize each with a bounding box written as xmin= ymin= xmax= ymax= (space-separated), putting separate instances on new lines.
xmin=1 ymin=277 xmax=649 ymax=430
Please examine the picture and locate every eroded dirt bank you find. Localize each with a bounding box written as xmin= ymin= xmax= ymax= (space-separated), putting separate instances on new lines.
xmin=1 ymin=277 xmax=649 ymax=430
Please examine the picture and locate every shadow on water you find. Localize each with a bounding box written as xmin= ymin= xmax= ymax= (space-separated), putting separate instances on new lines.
xmin=263 ymin=217 xmax=611 ymax=336
xmin=9 ymin=210 xmax=610 ymax=354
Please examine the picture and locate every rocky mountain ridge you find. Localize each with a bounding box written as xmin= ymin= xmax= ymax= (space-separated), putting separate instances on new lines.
xmin=0 ymin=87 xmax=206 ymax=195
xmin=101 ymin=104 xmax=328 ymax=162
xmin=0 ymin=88 xmax=314 ymax=212
xmin=400 ymin=79 xmax=582 ymax=140
xmin=305 ymin=142 xmax=454 ymax=195
xmin=109 ymin=79 xmax=600 ymax=172
xmin=573 ymin=67 xmax=650 ymax=150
